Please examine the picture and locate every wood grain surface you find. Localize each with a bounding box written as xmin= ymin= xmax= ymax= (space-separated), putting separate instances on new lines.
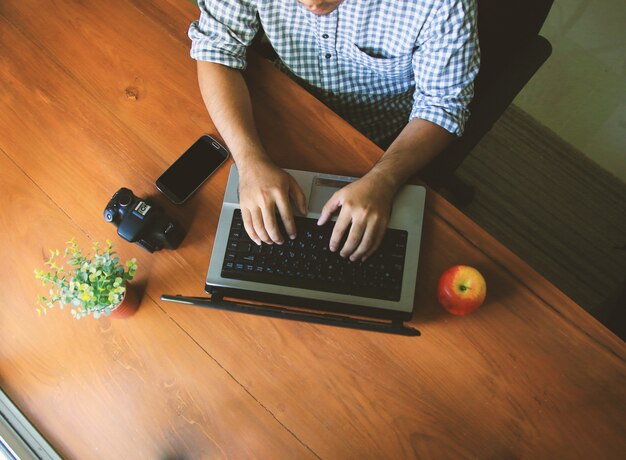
xmin=1 ymin=1 xmax=625 ymax=459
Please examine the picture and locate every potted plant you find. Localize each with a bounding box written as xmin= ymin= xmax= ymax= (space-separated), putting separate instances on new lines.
xmin=35 ymin=239 xmax=139 ymax=319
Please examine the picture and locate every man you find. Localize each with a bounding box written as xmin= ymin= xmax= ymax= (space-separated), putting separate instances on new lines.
xmin=189 ymin=0 xmax=480 ymax=262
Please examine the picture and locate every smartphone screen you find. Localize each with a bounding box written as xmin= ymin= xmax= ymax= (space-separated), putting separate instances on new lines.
xmin=156 ymin=135 xmax=229 ymax=204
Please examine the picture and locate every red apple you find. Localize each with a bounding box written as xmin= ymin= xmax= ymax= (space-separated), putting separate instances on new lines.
xmin=437 ymin=265 xmax=487 ymax=315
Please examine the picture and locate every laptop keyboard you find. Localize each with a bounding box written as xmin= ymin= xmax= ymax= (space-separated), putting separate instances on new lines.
xmin=221 ymin=209 xmax=407 ymax=301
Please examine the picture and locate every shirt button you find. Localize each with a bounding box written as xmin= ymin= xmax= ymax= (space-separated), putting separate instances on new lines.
xmin=325 ymin=53 xmax=332 ymax=59
xmin=322 ymin=33 xmax=329 ymax=39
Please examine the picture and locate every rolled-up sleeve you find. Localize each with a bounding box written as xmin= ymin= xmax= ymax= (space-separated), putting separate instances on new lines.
xmin=410 ymin=0 xmax=480 ymax=136
xmin=188 ymin=0 xmax=260 ymax=70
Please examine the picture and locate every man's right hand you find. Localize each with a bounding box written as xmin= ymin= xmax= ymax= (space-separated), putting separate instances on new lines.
xmin=195 ymin=61 xmax=306 ymax=244
xmin=238 ymin=159 xmax=307 ymax=245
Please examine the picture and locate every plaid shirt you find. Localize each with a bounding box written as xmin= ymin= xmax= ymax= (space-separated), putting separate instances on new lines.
xmin=189 ymin=0 xmax=480 ymax=146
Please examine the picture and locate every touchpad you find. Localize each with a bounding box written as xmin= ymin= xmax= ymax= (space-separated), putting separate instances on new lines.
xmin=308 ymin=176 xmax=354 ymax=214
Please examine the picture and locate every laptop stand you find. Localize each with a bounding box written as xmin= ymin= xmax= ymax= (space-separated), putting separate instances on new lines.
xmin=161 ymin=292 xmax=420 ymax=336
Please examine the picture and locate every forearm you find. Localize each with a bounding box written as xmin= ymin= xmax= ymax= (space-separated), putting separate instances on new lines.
xmin=366 ymin=118 xmax=454 ymax=192
xmin=197 ymin=61 xmax=307 ymax=243
xmin=196 ymin=60 xmax=271 ymax=169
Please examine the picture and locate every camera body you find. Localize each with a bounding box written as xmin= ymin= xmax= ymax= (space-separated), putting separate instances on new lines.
xmin=104 ymin=188 xmax=185 ymax=252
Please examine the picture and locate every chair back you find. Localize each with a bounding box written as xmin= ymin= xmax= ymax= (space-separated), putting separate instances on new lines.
xmin=475 ymin=0 xmax=553 ymax=92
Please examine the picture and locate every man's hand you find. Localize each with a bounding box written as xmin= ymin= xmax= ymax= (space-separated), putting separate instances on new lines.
xmin=316 ymin=119 xmax=454 ymax=261
xmin=196 ymin=62 xmax=308 ymax=245
xmin=317 ymin=174 xmax=395 ymax=262
xmin=239 ymin=159 xmax=308 ymax=245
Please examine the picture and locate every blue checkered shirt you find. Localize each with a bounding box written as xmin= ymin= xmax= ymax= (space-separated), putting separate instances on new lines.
xmin=189 ymin=0 xmax=480 ymax=146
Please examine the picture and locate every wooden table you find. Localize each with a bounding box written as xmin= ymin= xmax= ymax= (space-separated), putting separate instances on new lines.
xmin=1 ymin=1 xmax=625 ymax=458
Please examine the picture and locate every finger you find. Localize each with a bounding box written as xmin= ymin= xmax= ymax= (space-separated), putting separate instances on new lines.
xmin=250 ymin=208 xmax=272 ymax=244
xmin=329 ymin=209 xmax=351 ymax=253
xmin=361 ymin=221 xmax=387 ymax=261
xmin=339 ymin=217 xmax=366 ymax=259
xmin=350 ymin=221 xmax=380 ymax=261
xmin=289 ymin=177 xmax=308 ymax=216
xmin=275 ymin=196 xmax=297 ymax=240
xmin=261 ymin=205 xmax=284 ymax=244
xmin=318 ymin=195 xmax=340 ymax=226
xmin=241 ymin=208 xmax=261 ymax=245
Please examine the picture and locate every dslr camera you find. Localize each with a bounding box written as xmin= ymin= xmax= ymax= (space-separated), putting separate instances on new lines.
xmin=104 ymin=188 xmax=185 ymax=252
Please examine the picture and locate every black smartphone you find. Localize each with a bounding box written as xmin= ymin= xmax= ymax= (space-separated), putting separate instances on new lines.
xmin=156 ymin=135 xmax=230 ymax=204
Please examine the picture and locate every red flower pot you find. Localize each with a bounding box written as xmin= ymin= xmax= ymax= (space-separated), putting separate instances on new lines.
xmin=109 ymin=282 xmax=140 ymax=319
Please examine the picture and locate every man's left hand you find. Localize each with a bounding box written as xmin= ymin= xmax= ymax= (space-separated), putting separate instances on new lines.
xmin=317 ymin=174 xmax=395 ymax=262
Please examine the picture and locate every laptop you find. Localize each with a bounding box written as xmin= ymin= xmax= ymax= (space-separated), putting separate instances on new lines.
xmin=163 ymin=165 xmax=426 ymax=335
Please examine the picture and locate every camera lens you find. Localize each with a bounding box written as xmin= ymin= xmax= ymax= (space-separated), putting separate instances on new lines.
xmin=104 ymin=210 xmax=113 ymax=222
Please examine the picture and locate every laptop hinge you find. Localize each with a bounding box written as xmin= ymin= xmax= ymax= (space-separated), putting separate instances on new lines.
xmin=209 ymin=287 xmax=225 ymax=302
